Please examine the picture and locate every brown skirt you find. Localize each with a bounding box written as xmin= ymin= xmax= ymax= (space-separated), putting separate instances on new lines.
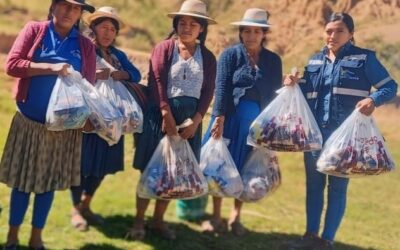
xmin=0 ymin=112 xmax=82 ymax=193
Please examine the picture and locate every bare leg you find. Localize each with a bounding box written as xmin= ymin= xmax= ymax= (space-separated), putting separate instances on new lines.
xmin=229 ymin=199 xmax=243 ymax=224
xmin=28 ymin=227 xmax=43 ymax=248
xmin=126 ymin=194 xmax=150 ymax=240
xmin=153 ymin=199 xmax=170 ymax=227
xmin=5 ymin=226 xmax=19 ymax=246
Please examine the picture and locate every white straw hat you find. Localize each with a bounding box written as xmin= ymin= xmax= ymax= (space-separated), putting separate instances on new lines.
xmin=167 ymin=0 xmax=217 ymax=24
xmin=84 ymin=6 xmax=125 ymax=29
xmin=231 ymin=8 xmax=271 ymax=28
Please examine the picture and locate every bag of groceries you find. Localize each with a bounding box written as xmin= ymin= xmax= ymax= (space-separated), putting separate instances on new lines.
xmin=239 ymin=147 xmax=281 ymax=203
xmin=200 ymin=138 xmax=243 ymax=198
xmin=95 ymin=56 xmax=143 ymax=134
xmin=71 ymin=69 xmax=123 ymax=145
xmin=317 ymin=109 xmax=395 ymax=177
xmin=248 ymin=84 xmax=322 ymax=152
xmin=137 ymin=136 xmax=208 ymax=200
xmin=46 ymin=73 xmax=90 ymax=131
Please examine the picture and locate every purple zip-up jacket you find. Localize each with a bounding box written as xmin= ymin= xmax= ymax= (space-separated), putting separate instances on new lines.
xmin=5 ymin=20 xmax=96 ymax=102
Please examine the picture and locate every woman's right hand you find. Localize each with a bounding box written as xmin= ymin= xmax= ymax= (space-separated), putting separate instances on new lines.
xmin=283 ymin=71 xmax=300 ymax=86
xmin=161 ymin=107 xmax=178 ymax=136
xmin=50 ymin=63 xmax=71 ymax=76
xmin=211 ymin=116 xmax=225 ymax=139
xmin=96 ymin=68 xmax=111 ymax=80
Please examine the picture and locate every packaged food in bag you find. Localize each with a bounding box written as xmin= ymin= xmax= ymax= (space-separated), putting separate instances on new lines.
xmin=239 ymin=147 xmax=281 ymax=202
xmin=137 ymin=136 xmax=208 ymax=200
xmin=95 ymin=56 xmax=143 ymax=134
xmin=317 ymin=109 xmax=395 ymax=177
xmin=71 ymin=69 xmax=123 ymax=145
xmin=200 ymin=138 xmax=243 ymax=198
xmin=46 ymin=73 xmax=90 ymax=131
xmin=248 ymin=84 xmax=322 ymax=151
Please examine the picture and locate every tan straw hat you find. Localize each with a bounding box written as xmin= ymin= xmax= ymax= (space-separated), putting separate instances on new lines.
xmin=84 ymin=6 xmax=125 ymax=29
xmin=167 ymin=0 xmax=217 ymax=24
xmin=231 ymin=8 xmax=271 ymax=28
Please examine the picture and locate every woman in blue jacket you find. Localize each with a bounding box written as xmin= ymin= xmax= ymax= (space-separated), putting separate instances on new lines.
xmin=69 ymin=6 xmax=141 ymax=231
xmin=282 ymin=12 xmax=397 ymax=250
xmin=202 ymin=8 xmax=282 ymax=236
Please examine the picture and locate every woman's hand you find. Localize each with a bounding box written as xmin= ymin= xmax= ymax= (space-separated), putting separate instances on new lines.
xmin=179 ymin=113 xmax=202 ymax=140
xmin=356 ymin=97 xmax=375 ymax=116
xmin=81 ymin=119 xmax=95 ymax=132
xmin=50 ymin=63 xmax=71 ymax=76
xmin=96 ymin=68 xmax=111 ymax=80
xmin=161 ymin=107 xmax=178 ymax=136
xmin=283 ymin=71 xmax=300 ymax=86
xmin=110 ymin=70 xmax=130 ymax=81
xmin=211 ymin=116 xmax=225 ymax=139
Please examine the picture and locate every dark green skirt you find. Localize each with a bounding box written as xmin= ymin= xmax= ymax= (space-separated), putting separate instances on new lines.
xmin=133 ymin=96 xmax=202 ymax=172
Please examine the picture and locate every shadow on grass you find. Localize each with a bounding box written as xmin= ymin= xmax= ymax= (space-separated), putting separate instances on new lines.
xmin=90 ymin=214 xmax=377 ymax=250
xmin=78 ymin=243 xmax=125 ymax=250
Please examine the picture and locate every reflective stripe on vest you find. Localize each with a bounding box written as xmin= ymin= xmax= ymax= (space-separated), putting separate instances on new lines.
xmin=299 ymin=79 xmax=306 ymax=84
xmin=308 ymin=59 xmax=324 ymax=65
xmin=306 ymin=92 xmax=318 ymax=99
xmin=374 ymin=76 xmax=392 ymax=89
xmin=332 ymin=87 xmax=369 ymax=97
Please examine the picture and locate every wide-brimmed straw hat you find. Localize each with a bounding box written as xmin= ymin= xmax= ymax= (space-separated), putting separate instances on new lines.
xmin=59 ymin=0 xmax=95 ymax=13
xmin=83 ymin=6 xmax=125 ymax=29
xmin=231 ymin=8 xmax=271 ymax=28
xmin=167 ymin=0 xmax=217 ymax=24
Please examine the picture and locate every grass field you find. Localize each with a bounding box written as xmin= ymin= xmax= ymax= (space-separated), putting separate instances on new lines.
xmin=0 ymin=64 xmax=399 ymax=250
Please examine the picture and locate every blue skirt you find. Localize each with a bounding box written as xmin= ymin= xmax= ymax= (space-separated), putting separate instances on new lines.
xmin=203 ymin=100 xmax=261 ymax=173
xmin=81 ymin=134 xmax=124 ymax=177
xmin=133 ymin=96 xmax=202 ymax=172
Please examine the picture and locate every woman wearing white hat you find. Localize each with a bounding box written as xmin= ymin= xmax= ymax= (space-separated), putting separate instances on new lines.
xmin=127 ymin=0 xmax=217 ymax=241
xmin=201 ymin=8 xmax=282 ymax=236
xmin=69 ymin=6 xmax=142 ymax=231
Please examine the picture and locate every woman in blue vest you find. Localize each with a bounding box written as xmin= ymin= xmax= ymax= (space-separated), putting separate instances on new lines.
xmin=201 ymin=8 xmax=282 ymax=236
xmin=282 ymin=13 xmax=397 ymax=250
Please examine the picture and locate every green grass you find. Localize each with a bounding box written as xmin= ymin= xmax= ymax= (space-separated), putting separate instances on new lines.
xmin=0 ymin=75 xmax=399 ymax=249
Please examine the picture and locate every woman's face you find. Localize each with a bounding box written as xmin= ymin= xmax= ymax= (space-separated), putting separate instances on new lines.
xmin=94 ymin=19 xmax=118 ymax=48
xmin=324 ymin=20 xmax=353 ymax=53
xmin=176 ymin=16 xmax=204 ymax=44
xmin=52 ymin=1 xmax=82 ymax=30
xmin=240 ymin=26 xmax=265 ymax=51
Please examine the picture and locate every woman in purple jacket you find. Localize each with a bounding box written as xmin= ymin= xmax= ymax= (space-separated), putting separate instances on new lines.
xmin=0 ymin=1 xmax=95 ymax=249
xmin=126 ymin=0 xmax=216 ymax=241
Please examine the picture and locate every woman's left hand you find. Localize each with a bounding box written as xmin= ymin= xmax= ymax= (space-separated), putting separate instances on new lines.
xmin=110 ymin=70 xmax=130 ymax=81
xmin=356 ymin=97 xmax=375 ymax=116
xmin=179 ymin=113 xmax=202 ymax=140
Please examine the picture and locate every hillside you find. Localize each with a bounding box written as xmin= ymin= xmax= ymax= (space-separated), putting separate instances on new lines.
xmin=0 ymin=0 xmax=399 ymax=77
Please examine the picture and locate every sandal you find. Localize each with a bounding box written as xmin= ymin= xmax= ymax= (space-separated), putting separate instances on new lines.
xmin=71 ymin=210 xmax=88 ymax=232
xmin=201 ymin=219 xmax=228 ymax=234
xmin=3 ymin=243 xmax=18 ymax=250
xmin=147 ymin=223 xmax=176 ymax=240
xmin=125 ymin=227 xmax=146 ymax=241
xmin=229 ymin=221 xmax=247 ymax=237
xmin=79 ymin=207 xmax=104 ymax=225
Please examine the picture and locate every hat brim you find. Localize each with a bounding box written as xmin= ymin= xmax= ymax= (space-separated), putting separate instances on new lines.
xmin=83 ymin=12 xmax=126 ymax=30
xmin=230 ymin=21 xmax=271 ymax=28
xmin=64 ymin=0 xmax=95 ymax=13
xmin=167 ymin=12 xmax=217 ymax=24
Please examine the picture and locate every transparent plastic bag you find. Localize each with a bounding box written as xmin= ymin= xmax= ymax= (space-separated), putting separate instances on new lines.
xmin=95 ymin=57 xmax=143 ymax=134
xmin=239 ymin=147 xmax=281 ymax=203
xmin=248 ymin=84 xmax=322 ymax=151
xmin=46 ymin=74 xmax=90 ymax=131
xmin=200 ymin=138 xmax=243 ymax=198
xmin=137 ymin=136 xmax=208 ymax=200
xmin=317 ymin=109 xmax=395 ymax=177
xmin=71 ymin=69 xmax=123 ymax=145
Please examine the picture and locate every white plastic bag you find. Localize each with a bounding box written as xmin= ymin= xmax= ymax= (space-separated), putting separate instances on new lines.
xmin=95 ymin=56 xmax=143 ymax=134
xmin=137 ymin=136 xmax=208 ymax=200
xmin=248 ymin=84 xmax=322 ymax=151
xmin=200 ymin=138 xmax=243 ymax=198
xmin=46 ymin=74 xmax=90 ymax=131
xmin=71 ymin=70 xmax=123 ymax=145
xmin=317 ymin=109 xmax=395 ymax=177
xmin=239 ymin=147 xmax=281 ymax=203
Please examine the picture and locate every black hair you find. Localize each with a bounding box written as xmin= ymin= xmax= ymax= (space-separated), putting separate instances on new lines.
xmin=47 ymin=0 xmax=82 ymax=29
xmin=327 ymin=12 xmax=355 ymax=43
xmin=90 ymin=17 xmax=120 ymax=35
xmin=238 ymin=26 xmax=269 ymax=46
xmin=166 ymin=15 xmax=209 ymax=46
